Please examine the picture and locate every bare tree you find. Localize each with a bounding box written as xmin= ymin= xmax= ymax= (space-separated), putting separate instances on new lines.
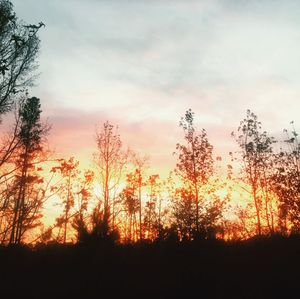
xmin=94 ymin=121 xmax=127 ymax=235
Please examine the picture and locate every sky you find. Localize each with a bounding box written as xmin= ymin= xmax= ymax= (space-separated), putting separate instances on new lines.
xmin=11 ymin=0 xmax=300 ymax=176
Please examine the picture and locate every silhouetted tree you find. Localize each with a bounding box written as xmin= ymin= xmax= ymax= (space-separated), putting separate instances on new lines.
xmin=233 ymin=110 xmax=276 ymax=235
xmin=72 ymin=169 xmax=94 ymax=243
xmin=131 ymin=152 xmax=148 ymax=240
xmin=175 ymin=109 xmax=214 ymax=235
xmin=94 ymin=121 xmax=127 ymax=237
xmin=0 ymin=111 xmax=23 ymax=243
xmin=143 ymin=174 xmax=161 ymax=240
xmin=0 ymin=0 xmax=44 ymax=115
xmin=52 ymin=157 xmax=80 ymax=243
xmin=172 ymin=186 xmax=196 ymax=240
xmin=119 ymin=170 xmax=141 ymax=242
xmin=272 ymin=123 xmax=300 ymax=233
xmin=8 ymin=96 xmax=49 ymax=244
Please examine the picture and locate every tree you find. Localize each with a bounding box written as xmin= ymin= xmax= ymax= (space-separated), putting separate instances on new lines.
xmin=119 ymin=172 xmax=140 ymax=242
xmin=72 ymin=169 xmax=94 ymax=243
xmin=175 ymin=109 xmax=214 ymax=234
xmin=8 ymin=96 xmax=49 ymax=244
xmin=143 ymin=174 xmax=161 ymax=240
xmin=0 ymin=108 xmax=22 ymax=172
xmin=171 ymin=186 xmax=196 ymax=240
xmin=52 ymin=157 xmax=80 ymax=244
xmin=131 ymin=152 xmax=148 ymax=240
xmin=94 ymin=121 xmax=127 ymax=235
xmin=271 ymin=123 xmax=300 ymax=233
xmin=233 ymin=110 xmax=276 ymax=235
xmin=0 ymin=0 xmax=44 ymax=115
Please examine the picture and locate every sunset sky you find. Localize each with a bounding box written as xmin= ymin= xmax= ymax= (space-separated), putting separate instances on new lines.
xmin=11 ymin=0 xmax=300 ymax=176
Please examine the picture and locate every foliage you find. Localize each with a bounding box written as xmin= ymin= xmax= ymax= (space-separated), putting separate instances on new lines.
xmin=7 ymin=96 xmax=49 ymax=244
xmin=233 ymin=109 xmax=277 ymax=235
xmin=271 ymin=124 xmax=300 ymax=233
xmin=173 ymin=109 xmax=218 ymax=239
xmin=0 ymin=0 xmax=43 ymax=115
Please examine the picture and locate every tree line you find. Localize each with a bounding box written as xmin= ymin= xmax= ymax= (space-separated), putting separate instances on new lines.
xmin=0 ymin=0 xmax=300 ymax=245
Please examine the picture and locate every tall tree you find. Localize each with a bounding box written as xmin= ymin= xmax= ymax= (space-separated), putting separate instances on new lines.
xmin=272 ymin=123 xmax=300 ymax=233
xmin=0 ymin=0 xmax=44 ymax=115
xmin=9 ymin=96 xmax=49 ymax=244
xmin=175 ymin=109 xmax=214 ymax=234
xmin=233 ymin=110 xmax=276 ymax=235
xmin=94 ymin=121 xmax=127 ymax=235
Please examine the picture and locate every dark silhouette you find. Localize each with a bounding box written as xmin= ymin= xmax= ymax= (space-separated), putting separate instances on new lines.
xmin=173 ymin=109 xmax=221 ymax=240
xmin=0 ymin=0 xmax=43 ymax=114
xmin=1 ymin=236 xmax=300 ymax=299
xmin=94 ymin=121 xmax=127 ymax=238
xmin=7 ymin=96 xmax=49 ymax=244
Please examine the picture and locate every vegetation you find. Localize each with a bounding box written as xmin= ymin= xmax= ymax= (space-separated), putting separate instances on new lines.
xmin=0 ymin=0 xmax=42 ymax=115
xmin=1 ymin=99 xmax=299 ymax=244
xmin=0 ymin=1 xmax=300 ymax=298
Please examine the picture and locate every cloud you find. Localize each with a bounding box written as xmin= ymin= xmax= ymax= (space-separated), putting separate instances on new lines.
xmin=10 ymin=0 xmax=300 ymax=174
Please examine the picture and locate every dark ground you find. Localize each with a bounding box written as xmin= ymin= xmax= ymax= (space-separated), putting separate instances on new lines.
xmin=0 ymin=236 xmax=300 ymax=299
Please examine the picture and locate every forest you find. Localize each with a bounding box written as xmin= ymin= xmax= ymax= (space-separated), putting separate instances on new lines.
xmin=0 ymin=1 xmax=300 ymax=298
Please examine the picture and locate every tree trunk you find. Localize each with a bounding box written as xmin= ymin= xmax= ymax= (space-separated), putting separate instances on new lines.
xmin=138 ymin=172 xmax=142 ymax=240
xmin=63 ymin=174 xmax=71 ymax=244
xmin=253 ymin=185 xmax=261 ymax=236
